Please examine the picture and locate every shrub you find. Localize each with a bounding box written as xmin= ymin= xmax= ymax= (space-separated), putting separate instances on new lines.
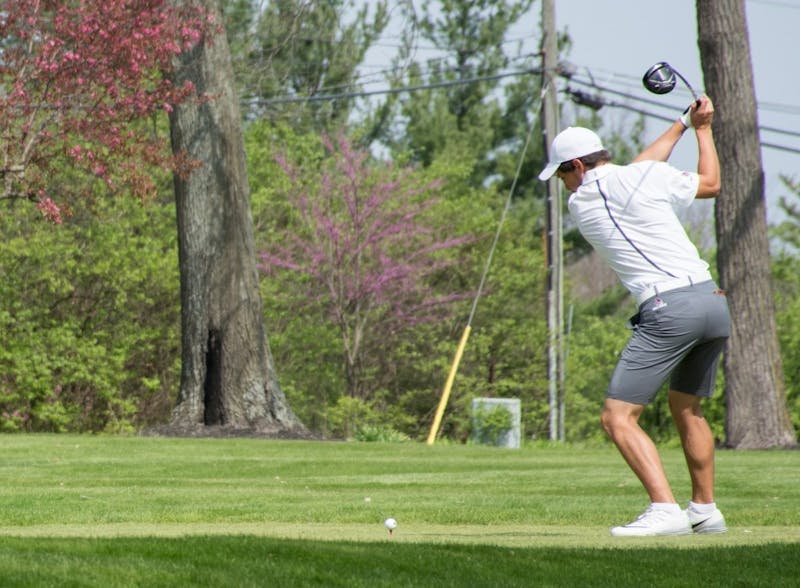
xmin=0 ymin=197 xmax=180 ymax=432
xmin=471 ymin=403 xmax=512 ymax=446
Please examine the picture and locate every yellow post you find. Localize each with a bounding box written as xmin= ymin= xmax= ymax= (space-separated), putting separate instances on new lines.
xmin=426 ymin=325 xmax=472 ymax=445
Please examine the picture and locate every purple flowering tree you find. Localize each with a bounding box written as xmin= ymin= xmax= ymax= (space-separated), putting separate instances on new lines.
xmin=261 ymin=135 xmax=474 ymax=399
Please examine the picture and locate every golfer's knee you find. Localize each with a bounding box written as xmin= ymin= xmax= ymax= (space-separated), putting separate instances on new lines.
xmin=600 ymin=402 xmax=637 ymax=439
xmin=668 ymin=390 xmax=704 ymax=420
xmin=600 ymin=406 xmax=621 ymax=438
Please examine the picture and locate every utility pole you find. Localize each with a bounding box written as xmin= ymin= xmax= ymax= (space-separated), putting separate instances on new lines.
xmin=540 ymin=0 xmax=564 ymax=442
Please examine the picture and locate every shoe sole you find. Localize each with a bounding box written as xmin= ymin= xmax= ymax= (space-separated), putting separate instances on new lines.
xmin=692 ymin=525 xmax=728 ymax=534
xmin=611 ymin=528 xmax=692 ymax=537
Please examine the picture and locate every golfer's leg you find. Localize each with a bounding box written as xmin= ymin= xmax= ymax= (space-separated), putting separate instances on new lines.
xmin=668 ymin=389 xmax=715 ymax=503
xmin=601 ymin=398 xmax=675 ymax=504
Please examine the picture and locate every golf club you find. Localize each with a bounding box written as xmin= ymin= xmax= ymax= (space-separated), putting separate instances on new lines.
xmin=642 ymin=61 xmax=701 ymax=112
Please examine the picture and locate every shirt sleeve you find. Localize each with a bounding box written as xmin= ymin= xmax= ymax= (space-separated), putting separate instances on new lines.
xmin=666 ymin=166 xmax=700 ymax=208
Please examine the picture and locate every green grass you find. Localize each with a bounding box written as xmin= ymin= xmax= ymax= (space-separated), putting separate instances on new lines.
xmin=0 ymin=435 xmax=797 ymax=586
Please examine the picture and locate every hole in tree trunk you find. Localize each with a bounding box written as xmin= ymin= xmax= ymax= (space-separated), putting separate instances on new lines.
xmin=204 ymin=329 xmax=224 ymax=426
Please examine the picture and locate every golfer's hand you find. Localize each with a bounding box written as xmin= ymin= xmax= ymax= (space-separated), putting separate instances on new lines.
xmin=690 ymin=96 xmax=714 ymax=130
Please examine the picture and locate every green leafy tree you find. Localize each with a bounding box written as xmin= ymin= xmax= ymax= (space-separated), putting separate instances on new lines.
xmin=0 ymin=195 xmax=180 ymax=432
xmin=372 ymin=194 xmax=549 ymax=443
xmin=772 ymin=175 xmax=800 ymax=434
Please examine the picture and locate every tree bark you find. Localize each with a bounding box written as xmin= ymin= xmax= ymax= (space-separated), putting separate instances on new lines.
xmin=166 ymin=0 xmax=306 ymax=436
xmin=696 ymin=0 xmax=796 ymax=448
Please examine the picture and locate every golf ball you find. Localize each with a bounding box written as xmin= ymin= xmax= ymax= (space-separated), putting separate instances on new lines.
xmin=384 ymin=517 xmax=397 ymax=530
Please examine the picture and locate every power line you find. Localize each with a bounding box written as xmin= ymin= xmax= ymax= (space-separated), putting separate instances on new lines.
xmin=246 ymin=68 xmax=540 ymax=106
xmin=757 ymin=100 xmax=800 ymax=117
xmin=747 ymin=0 xmax=800 ymax=9
xmin=567 ymin=71 xmax=800 ymax=120
xmin=760 ymin=124 xmax=800 ymax=139
xmin=565 ymin=88 xmax=800 ymax=155
xmin=252 ymin=57 xmax=800 ymax=139
xmin=564 ymin=73 xmax=800 ymax=145
xmin=355 ymin=52 xmax=539 ymax=87
xmin=246 ymin=55 xmax=800 ymax=154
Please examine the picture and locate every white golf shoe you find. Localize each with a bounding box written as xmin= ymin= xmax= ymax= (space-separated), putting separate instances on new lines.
xmin=610 ymin=505 xmax=691 ymax=537
xmin=686 ymin=507 xmax=728 ymax=534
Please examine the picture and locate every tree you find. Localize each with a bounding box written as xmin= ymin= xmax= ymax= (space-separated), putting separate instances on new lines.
xmin=260 ymin=133 xmax=473 ymax=401
xmin=384 ymin=0 xmax=539 ymax=191
xmin=696 ymin=0 xmax=796 ymax=448
xmin=0 ymin=196 xmax=181 ymax=433
xmin=247 ymin=122 xmax=552 ymax=440
xmin=166 ymin=0 xmax=306 ymax=436
xmin=0 ymin=0 xmax=203 ymax=221
xmin=222 ymin=0 xmax=389 ymax=129
xmin=772 ymin=178 xmax=800 ymax=435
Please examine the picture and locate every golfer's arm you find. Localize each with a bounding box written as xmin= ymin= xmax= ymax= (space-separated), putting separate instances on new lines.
xmin=694 ymin=127 xmax=721 ymax=198
xmin=632 ymin=121 xmax=687 ymax=163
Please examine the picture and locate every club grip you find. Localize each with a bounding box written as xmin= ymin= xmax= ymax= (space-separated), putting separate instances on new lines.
xmin=682 ymin=99 xmax=702 ymax=114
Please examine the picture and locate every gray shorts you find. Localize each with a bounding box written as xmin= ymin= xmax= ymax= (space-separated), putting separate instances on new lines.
xmin=607 ymin=281 xmax=730 ymax=405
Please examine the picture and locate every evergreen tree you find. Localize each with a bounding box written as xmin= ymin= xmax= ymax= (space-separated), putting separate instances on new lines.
xmin=382 ymin=0 xmax=539 ymax=193
xmin=222 ymin=0 xmax=389 ymax=130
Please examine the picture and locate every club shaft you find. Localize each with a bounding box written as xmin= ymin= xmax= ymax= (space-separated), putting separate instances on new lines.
xmin=672 ymin=68 xmax=699 ymax=100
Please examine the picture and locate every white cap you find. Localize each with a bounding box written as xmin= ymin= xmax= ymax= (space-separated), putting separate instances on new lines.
xmin=538 ymin=127 xmax=605 ymax=181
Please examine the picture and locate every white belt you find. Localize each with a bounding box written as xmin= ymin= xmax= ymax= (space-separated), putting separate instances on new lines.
xmin=636 ymin=272 xmax=713 ymax=305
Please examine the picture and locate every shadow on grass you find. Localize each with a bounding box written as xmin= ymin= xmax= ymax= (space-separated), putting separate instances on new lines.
xmin=1 ymin=536 xmax=798 ymax=587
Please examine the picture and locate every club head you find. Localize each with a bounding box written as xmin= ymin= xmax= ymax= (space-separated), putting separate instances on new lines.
xmin=643 ymin=61 xmax=677 ymax=95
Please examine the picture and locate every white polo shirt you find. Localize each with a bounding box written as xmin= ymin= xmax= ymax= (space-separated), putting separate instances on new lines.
xmin=568 ymin=161 xmax=712 ymax=303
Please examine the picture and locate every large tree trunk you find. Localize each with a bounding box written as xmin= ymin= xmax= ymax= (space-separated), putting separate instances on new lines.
xmin=696 ymin=0 xmax=796 ymax=448
xmin=166 ymin=0 xmax=306 ymax=436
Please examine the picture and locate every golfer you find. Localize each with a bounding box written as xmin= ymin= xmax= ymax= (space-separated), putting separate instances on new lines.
xmin=538 ymin=96 xmax=729 ymax=536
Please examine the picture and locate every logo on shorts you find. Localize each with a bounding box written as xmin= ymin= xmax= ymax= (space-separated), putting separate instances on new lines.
xmin=652 ymin=297 xmax=667 ymax=311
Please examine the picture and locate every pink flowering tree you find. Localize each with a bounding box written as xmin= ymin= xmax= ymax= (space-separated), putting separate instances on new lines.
xmin=0 ymin=0 xmax=206 ymax=222
xmin=261 ymin=135 xmax=474 ymax=400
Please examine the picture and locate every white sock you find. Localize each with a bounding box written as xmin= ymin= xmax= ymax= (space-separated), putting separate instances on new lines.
xmin=688 ymin=501 xmax=716 ymax=514
xmin=651 ymin=502 xmax=681 ymax=513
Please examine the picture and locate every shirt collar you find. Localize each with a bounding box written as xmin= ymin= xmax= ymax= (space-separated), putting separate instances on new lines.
xmin=582 ymin=163 xmax=615 ymax=185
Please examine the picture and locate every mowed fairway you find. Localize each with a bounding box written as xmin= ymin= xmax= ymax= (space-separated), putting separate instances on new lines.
xmin=0 ymin=435 xmax=797 ymax=587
